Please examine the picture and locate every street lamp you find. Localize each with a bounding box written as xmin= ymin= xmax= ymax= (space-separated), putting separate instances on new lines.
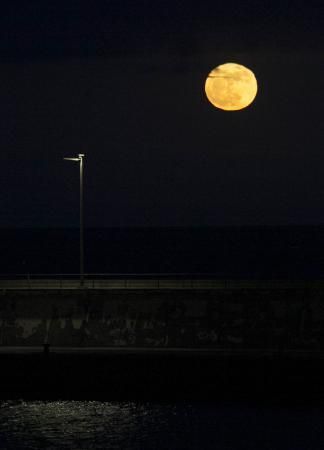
xmin=64 ymin=153 xmax=85 ymax=287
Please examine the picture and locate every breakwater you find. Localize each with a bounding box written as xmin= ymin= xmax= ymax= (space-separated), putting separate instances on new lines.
xmin=0 ymin=279 xmax=323 ymax=351
xmin=0 ymin=278 xmax=323 ymax=400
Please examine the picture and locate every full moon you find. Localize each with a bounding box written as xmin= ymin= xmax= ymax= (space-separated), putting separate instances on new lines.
xmin=205 ymin=63 xmax=258 ymax=111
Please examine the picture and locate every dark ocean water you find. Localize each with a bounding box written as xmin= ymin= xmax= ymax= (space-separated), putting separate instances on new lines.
xmin=1 ymin=226 xmax=324 ymax=278
xmin=0 ymin=400 xmax=323 ymax=450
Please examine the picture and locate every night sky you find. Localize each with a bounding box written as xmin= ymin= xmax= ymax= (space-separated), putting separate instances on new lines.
xmin=0 ymin=0 xmax=323 ymax=228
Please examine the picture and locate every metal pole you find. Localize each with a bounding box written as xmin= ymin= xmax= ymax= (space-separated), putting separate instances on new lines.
xmin=79 ymin=154 xmax=84 ymax=287
xmin=63 ymin=153 xmax=85 ymax=287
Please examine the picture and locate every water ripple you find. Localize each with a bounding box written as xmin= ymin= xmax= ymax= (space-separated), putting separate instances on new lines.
xmin=0 ymin=400 xmax=323 ymax=449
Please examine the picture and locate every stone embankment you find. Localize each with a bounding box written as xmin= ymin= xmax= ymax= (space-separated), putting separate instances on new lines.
xmin=1 ymin=279 xmax=323 ymax=400
xmin=0 ymin=279 xmax=323 ymax=352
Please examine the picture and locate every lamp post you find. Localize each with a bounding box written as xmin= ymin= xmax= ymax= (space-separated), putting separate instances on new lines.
xmin=64 ymin=153 xmax=85 ymax=287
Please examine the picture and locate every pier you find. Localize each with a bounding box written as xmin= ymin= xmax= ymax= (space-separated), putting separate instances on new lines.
xmin=0 ymin=276 xmax=323 ymax=400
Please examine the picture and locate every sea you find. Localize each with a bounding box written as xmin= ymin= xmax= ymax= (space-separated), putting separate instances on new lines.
xmin=1 ymin=225 xmax=324 ymax=278
xmin=1 ymin=226 xmax=324 ymax=448
xmin=0 ymin=400 xmax=323 ymax=449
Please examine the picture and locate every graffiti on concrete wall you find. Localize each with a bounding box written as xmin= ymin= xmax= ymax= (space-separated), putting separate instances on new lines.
xmin=0 ymin=289 xmax=324 ymax=350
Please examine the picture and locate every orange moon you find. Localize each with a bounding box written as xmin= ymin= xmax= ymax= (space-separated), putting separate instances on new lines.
xmin=205 ymin=63 xmax=258 ymax=111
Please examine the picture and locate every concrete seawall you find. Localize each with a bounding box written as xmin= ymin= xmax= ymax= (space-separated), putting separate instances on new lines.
xmin=1 ymin=279 xmax=324 ymax=400
xmin=1 ymin=279 xmax=323 ymax=352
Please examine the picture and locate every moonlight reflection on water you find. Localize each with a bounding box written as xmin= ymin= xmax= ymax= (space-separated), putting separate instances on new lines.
xmin=0 ymin=400 xmax=323 ymax=449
